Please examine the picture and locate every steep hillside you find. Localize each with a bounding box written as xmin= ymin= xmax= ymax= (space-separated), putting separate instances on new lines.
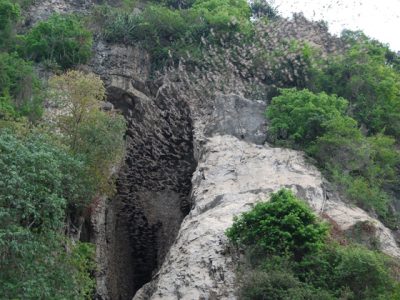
xmin=1 ymin=0 xmax=400 ymax=299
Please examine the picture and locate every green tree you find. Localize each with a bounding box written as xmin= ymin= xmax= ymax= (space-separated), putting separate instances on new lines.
xmin=0 ymin=130 xmax=95 ymax=299
xmin=226 ymin=189 xmax=328 ymax=259
xmin=23 ymin=14 xmax=93 ymax=69
xmin=310 ymin=31 xmax=400 ymax=138
xmin=0 ymin=0 xmax=20 ymax=51
xmin=266 ymin=88 xmax=348 ymax=146
xmin=0 ymin=52 xmax=43 ymax=121
xmin=48 ymin=71 xmax=126 ymax=196
xmin=226 ymin=189 xmax=399 ymax=300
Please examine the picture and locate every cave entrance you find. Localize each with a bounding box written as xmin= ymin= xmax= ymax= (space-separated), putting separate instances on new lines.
xmin=103 ymin=87 xmax=196 ymax=300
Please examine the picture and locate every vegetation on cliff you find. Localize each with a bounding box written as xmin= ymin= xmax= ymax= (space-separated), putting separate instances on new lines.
xmin=1 ymin=0 xmax=400 ymax=297
xmin=0 ymin=70 xmax=126 ymax=297
xmin=267 ymin=88 xmax=400 ymax=227
xmin=227 ymin=189 xmax=400 ymax=299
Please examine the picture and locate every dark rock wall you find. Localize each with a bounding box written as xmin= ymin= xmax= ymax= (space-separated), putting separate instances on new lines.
xmin=103 ymin=81 xmax=196 ymax=300
xmin=87 ymin=42 xmax=196 ymax=299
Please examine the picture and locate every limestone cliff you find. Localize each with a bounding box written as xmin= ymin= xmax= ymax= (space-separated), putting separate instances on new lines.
xmin=23 ymin=1 xmax=400 ymax=299
xmin=133 ymin=93 xmax=400 ymax=300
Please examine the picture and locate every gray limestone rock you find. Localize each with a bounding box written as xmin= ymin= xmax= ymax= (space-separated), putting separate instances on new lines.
xmin=205 ymin=94 xmax=267 ymax=145
xmin=134 ymin=135 xmax=400 ymax=300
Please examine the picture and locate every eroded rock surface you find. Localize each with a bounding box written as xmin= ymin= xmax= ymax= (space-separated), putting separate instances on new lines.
xmin=89 ymin=43 xmax=197 ymax=300
xmin=133 ymin=93 xmax=400 ymax=300
xmin=24 ymin=0 xmax=94 ymax=25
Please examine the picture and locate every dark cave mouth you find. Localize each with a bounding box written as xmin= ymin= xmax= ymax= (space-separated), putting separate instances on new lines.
xmin=104 ymin=86 xmax=197 ymax=300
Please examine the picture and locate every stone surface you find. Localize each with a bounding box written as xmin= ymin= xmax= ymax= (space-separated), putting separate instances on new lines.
xmin=26 ymin=2 xmax=398 ymax=298
xmin=92 ymin=54 xmax=196 ymax=300
xmin=90 ymin=41 xmax=151 ymax=90
xmin=24 ymin=0 xmax=94 ymax=25
xmin=134 ymin=134 xmax=400 ymax=300
xmin=205 ymin=94 xmax=267 ymax=145
xmin=133 ymin=91 xmax=400 ymax=299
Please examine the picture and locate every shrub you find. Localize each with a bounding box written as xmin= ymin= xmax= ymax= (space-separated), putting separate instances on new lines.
xmin=333 ymin=246 xmax=398 ymax=299
xmin=297 ymin=245 xmax=399 ymax=299
xmin=308 ymin=118 xmax=400 ymax=225
xmin=0 ymin=0 xmax=20 ymax=50
xmin=307 ymin=116 xmax=367 ymax=172
xmin=266 ymin=88 xmax=348 ymax=146
xmin=95 ymin=0 xmax=253 ymax=70
xmin=48 ymin=70 xmax=126 ymax=196
xmin=192 ymin=0 xmax=252 ymax=35
xmin=266 ymin=88 xmax=400 ymax=227
xmin=0 ymin=130 xmax=95 ymax=298
xmin=226 ymin=189 xmax=328 ymax=259
xmin=310 ymin=31 xmax=400 ymax=138
xmin=23 ymin=14 xmax=93 ymax=69
xmin=240 ymin=269 xmax=335 ymax=300
xmin=227 ymin=189 xmax=399 ymax=299
xmin=0 ymin=52 xmax=43 ymax=121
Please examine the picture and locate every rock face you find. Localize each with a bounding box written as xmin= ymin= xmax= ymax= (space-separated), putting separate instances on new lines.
xmin=24 ymin=0 xmax=94 ymax=25
xmin=23 ymin=2 xmax=400 ymax=298
xmin=133 ymin=93 xmax=400 ymax=300
xmin=87 ymin=45 xmax=400 ymax=299
xmin=103 ymin=81 xmax=196 ymax=300
xmin=89 ymin=42 xmax=197 ymax=300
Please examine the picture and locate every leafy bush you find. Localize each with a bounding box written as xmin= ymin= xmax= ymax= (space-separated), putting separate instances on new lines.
xmin=0 ymin=130 xmax=95 ymax=298
xmin=23 ymin=14 xmax=93 ymax=69
xmin=226 ymin=189 xmax=328 ymax=259
xmin=266 ymin=88 xmax=348 ymax=146
xmin=310 ymin=31 xmax=400 ymax=138
xmin=309 ymin=119 xmax=400 ymax=224
xmin=48 ymin=70 xmax=126 ymax=196
xmin=192 ymin=0 xmax=252 ymax=35
xmin=307 ymin=116 xmax=367 ymax=172
xmin=266 ymin=88 xmax=400 ymax=227
xmin=333 ymin=246 xmax=397 ymax=299
xmin=0 ymin=0 xmax=20 ymax=50
xmin=240 ymin=267 xmax=335 ymax=300
xmin=227 ymin=189 xmax=400 ymax=299
xmin=0 ymin=52 xmax=43 ymax=121
xmin=95 ymin=0 xmax=253 ymax=69
xmin=297 ymin=245 xmax=399 ymax=299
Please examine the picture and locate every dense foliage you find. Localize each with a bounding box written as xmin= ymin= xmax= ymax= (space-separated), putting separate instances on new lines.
xmin=0 ymin=2 xmax=122 ymax=297
xmin=0 ymin=130 xmax=95 ymax=298
xmin=1 ymin=0 xmax=400 ymax=297
xmin=23 ymin=14 xmax=93 ymax=69
xmin=226 ymin=189 xmax=328 ymax=259
xmin=0 ymin=52 xmax=42 ymax=120
xmin=0 ymin=0 xmax=20 ymax=51
xmin=48 ymin=71 xmax=126 ymax=197
xmin=0 ymin=71 xmax=126 ymax=297
xmin=267 ymin=88 xmax=400 ymax=227
xmin=310 ymin=31 xmax=400 ymax=139
xmin=227 ymin=189 xmax=400 ymax=299
xmin=267 ymin=88 xmax=348 ymax=146
xmin=94 ymin=0 xmax=253 ymax=69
